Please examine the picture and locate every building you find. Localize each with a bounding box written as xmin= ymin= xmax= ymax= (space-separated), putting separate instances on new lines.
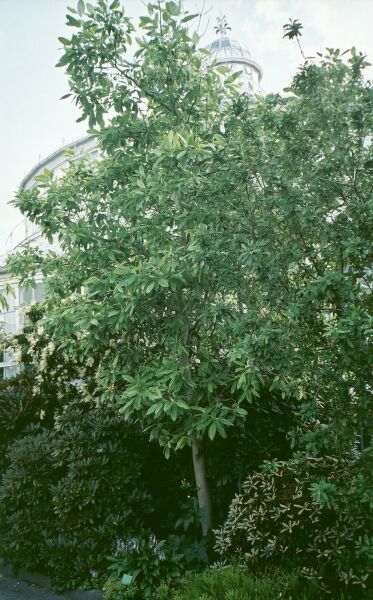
xmin=205 ymin=16 xmax=263 ymax=96
xmin=0 ymin=136 xmax=97 ymax=380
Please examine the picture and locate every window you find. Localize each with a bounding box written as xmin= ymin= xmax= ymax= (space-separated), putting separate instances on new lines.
xmin=34 ymin=282 xmax=45 ymax=303
xmin=3 ymin=311 xmax=16 ymax=334
xmin=4 ymin=365 xmax=18 ymax=379
xmin=19 ymin=285 xmax=33 ymax=306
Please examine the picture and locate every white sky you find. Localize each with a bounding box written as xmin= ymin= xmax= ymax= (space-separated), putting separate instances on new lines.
xmin=1 ymin=0 xmax=372 ymax=253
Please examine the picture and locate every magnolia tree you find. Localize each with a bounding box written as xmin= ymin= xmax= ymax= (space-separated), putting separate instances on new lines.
xmin=10 ymin=0 xmax=372 ymax=535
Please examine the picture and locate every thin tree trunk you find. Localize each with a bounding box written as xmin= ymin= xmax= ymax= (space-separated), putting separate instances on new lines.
xmin=176 ymin=221 xmax=213 ymax=536
xmin=192 ymin=433 xmax=213 ymax=536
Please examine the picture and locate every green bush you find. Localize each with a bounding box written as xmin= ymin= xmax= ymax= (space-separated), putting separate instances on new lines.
xmin=49 ymin=401 xmax=153 ymax=588
xmin=0 ymin=371 xmax=58 ymax=470
xmin=103 ymin=579 xmax=139 ymax=600
xmin=106 ymin=533 xmax=185 ymax=597
xmin=0 ymin=429 xmax=57 ymax=574
xmin=215 ymin=455 xmax=373 ymax=597
xmin=152 ymin=565 xmax=321 ymax=599
xmin=0 ymin=400 xmax=154 ymax=590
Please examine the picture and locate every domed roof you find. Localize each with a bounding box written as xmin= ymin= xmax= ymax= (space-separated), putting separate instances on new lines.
xmin=207 ymin=35 xmax=252 ymax=62
xmin=204 ymin=16 xmax=263 ymax=86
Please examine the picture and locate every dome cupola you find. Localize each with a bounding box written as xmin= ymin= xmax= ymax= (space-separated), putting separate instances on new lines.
xmin=205 ymin=16 xmax=263 ymax=96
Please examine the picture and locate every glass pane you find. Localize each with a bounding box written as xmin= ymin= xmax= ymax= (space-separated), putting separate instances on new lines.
xmin=4 ymin=349 xmax=13 ymax=362
xmin=4 ymin=365 xmax=18 ymax=379
xmin=34 ymin=282 xmax=46 ymax=303
xmin=4 ymin=311 xmax=16 ymax=334
xmin=19 ymin=285 xmax=33 ymax=305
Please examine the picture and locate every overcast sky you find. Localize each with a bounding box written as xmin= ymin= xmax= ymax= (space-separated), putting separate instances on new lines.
xmin=1 ymin=0 xmax=372 ymax=254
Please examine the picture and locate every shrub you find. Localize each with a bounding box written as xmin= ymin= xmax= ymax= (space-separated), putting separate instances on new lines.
xmin=48 ymin=400 xmax=153 ymax=589
xmin=152 ymin=565 xmax=321 ymax=599
xmin=215 ymin=455 xmax=373 ymax=596
xmin=103 ymin=579 xmax=139 ymax=600
xmin=106 ymin=533 xmax=185 ymax=597
xmin=0 ymin=370 xmax=58 ymax=470
xmin=0 ymin=429 xmax=57 ymax=574
xmin=0 ymin=400 xmax=154 ymax=590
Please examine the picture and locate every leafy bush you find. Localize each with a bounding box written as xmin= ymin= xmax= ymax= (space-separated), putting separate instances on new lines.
xmin=50 ymin=403 xmax=158 ymax=584
xmin=215 ymin=455 xmax=373 ymax=596
xmin=0 ymin=370 xmax=58 ymax=470
xmin=0 ymin=400 xmax=155 ymax=590
xmin=106 ymin=533 xmax=185 ymax=597
xmin=152 ymin=565 xmax=321 ymax=599
xmin=103 ymin=578 xmax=139 ymax=600
xmin=0 ymin=429 xmax=57 ymax=574
xmin=49 ymin=400 xmax=152 ymax=588
xmin=204 ymin=391 xmax=294 ymax=521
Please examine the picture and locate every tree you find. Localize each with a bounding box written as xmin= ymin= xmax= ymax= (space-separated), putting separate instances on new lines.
xmin=10 ymin=0 xmax=254 ymax=536
xmin=223 ymin=46 xmax=373 ymax=459
xmin=10 ymin=0 xmax=372 ymax=539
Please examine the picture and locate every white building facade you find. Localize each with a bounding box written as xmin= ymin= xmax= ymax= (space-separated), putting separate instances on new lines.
xmin=0 ymin=136 xmax=97 ymax=380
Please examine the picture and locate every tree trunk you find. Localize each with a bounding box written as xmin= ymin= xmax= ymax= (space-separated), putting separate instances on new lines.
xmin=192 ymin=433 xmax=213 ymax=536
xmin=175 ymin=241 xmax=213 ymax=536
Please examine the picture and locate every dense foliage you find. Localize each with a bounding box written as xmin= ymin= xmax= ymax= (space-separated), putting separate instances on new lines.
xmin=50 ymin=401 xmax=154 ymax=588
xmin=0 ymin=372 xmax=50 ymax=469
xmin=0 ymin=429 xmax=56 ymax=574
xmin=150 ymin=565 xmax=321 ymax=600
xmin=10 ymin=0 xmax=270 ymax=535
xmin=215 ymin=455 xmax=373 ymax=596
xmin=0 ymin=312 xmax=293 ymax=591
xmin=0 ymin=381 xmax=292 ymax=590
xmin=107 ymin=534 xmax=185 ymax=597
xmin=0 ymin=401 xmax=152 ymax=589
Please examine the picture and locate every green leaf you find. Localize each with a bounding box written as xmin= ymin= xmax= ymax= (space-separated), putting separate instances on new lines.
xmin=166 ymin=2 xmax=181 ymax=17
xmin=58 ymin=36 xmax=71 ymax=46
xmin=192 ymin=31 xmax=199 ymax=45
xmin=216 ymin=421 xmax=227 ymax=439
xmin=66 ymin=14 xmax=82 ymax=27
xmin=175 ymin=437 xmax=186 ymax=450
xmin=176 ymin=400 xmax=189 ymax=410
xmin=56 ymin=53 xmax=71 ymax=68
xmin=77 ymin=0 xmax=85 ymax=16
xmin=181 ymin=13 xmax=199 ymax=23
xmin=208 ymin=422 xmax=217 ymax=441
xmin=225 ymin=70 xmax=242 ymax=85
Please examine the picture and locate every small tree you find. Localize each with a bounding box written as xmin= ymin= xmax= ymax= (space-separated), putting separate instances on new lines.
xmin=10 ymin=1 xmax=372 ymax=538
xmin=11 ymin=0 xmax=255 ymax=535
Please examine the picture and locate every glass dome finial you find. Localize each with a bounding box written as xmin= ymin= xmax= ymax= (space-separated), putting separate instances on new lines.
xmin=214 ymin=15 xmax=231 ymax=36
